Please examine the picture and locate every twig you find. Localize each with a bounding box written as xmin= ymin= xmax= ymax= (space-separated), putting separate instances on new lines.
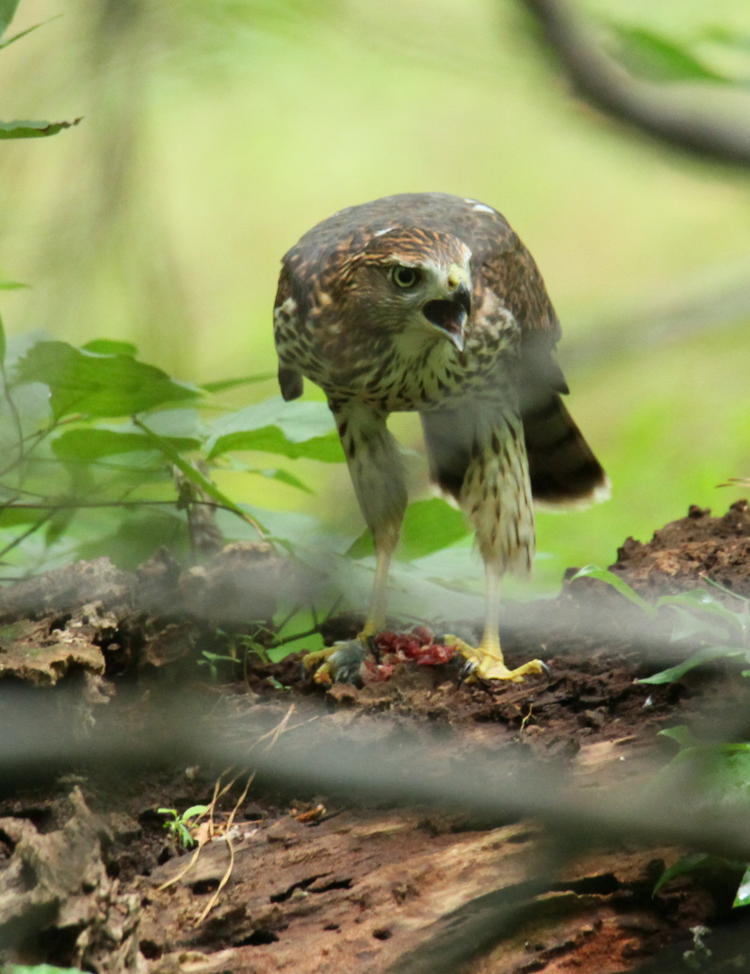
xmin=195 ymin=771 xmax=255 ymax=925
xmin=0 ymin=364 xmax=25 ymax=470
xmin=0 ymin=509 xmax=55 ymax=561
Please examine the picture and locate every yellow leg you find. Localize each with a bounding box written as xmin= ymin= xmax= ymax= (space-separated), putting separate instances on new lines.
xmin=359 ymin=545 xmax=392 ymax=639
xmin=303 ymin=543 xmax=393 ymax=683
xmin=445 ymin=564 xmax=546 ymax=683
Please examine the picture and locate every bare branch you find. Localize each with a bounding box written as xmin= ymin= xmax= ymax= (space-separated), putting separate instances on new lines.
xmin=518 ymin=0 xmax=750 ymax=167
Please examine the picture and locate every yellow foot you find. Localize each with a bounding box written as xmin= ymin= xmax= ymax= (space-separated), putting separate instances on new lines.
xmin=301 ymin=646 xmax=339 ymax=685
xmin=443 ymin=635 xmax=548 ymax=683
xmin=302 ymin=639 xmax=371 ymax=685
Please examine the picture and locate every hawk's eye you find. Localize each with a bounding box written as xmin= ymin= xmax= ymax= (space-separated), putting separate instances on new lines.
xmin=391 ymin=265 xmax=421 ymax=289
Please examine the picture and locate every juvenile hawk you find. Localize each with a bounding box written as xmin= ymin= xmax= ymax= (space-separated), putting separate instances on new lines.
xmin=274 ymin=193 xmax=607 ymax=681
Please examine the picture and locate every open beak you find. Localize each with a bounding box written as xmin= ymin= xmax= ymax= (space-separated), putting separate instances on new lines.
xmin=422 ymin=282 xmax=471 ymax=352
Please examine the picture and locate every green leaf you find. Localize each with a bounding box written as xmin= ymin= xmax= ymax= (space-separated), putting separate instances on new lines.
xmin=209 ymin=425 xmax=343 ymax=462
xmin=0 ymin=0 xmax=20 ymax=36
xmin=208 ymin=398 xmax=335 ymax=443
xmin=0 ymin=504 xmax=50 ymax=528
xmin=701 ymin=574 xmax=749 ymax=605
xmin=207 ymin=399 xmax=343 ymax=462
xmin=180 ymin=804 xmax=209 ymax=821
xmin=240 ymin=504 xmax=350 ymax=555
xmin=653 ymin=853 xmax=712 ymax=897
xmin=610 ymin=25 xmax=733 ymax=84
xmin=407 ymin=542 xmax=483 ymax=591
xmin=0 ymin=13 xmax=60 ymax=49
xmin=206 ymin=398 xmax=336 ymax=445
xmin=733 ymin=866 xmax=750 ymax=908
xmin=44 ymin=506 xmax=75 ymax=547
xmin=202 ymin=373 xmax=275 ymax=393
xmin=0 ymin=117 xmax=82 ymax=139
xmin=222 ymin=455 xmax=313 ymax=493
xmin=14 ymin=341 xmax=200 ymax=418
xmin=249 ymin=467 xmax=314 ymax=494
xmin=569 ymin=565 xmax=653 ymax=611
xmin=52 ymin=428 xmax=200 ymax=462
xmin=268 ymin=607 xmax=324 ymax=659
xmin=657 ymin=590 xmax=748 ymax=637
xmin=637 ymin=645 xmax=748 ymax=685
xmin=657 ymin=725 xmax=701 ymax=749
xmin=348 ymin=498 xmax=469 ymax=560
xmin=134 ymin=416 xmax=263 ymax=533
xmin=82 ymin=338 xmax=138 ymax=357
xmin=0 ymin=279 xmax=28 ymax=290
xmin=400 ymin=499 xmax=469 ymax=560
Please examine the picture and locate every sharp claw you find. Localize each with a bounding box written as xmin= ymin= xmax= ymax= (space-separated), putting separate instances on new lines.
xmin=456 ymin=656 xmax=478 ymax=683
xmin=443 ymin=633 xmax=547 ymax=683
xmin=302 ymin=639 xmax=371 ymax=686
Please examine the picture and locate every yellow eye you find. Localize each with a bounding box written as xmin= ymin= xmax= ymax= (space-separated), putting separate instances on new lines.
xmin=391 ymin=265 xmax=421 ymax=289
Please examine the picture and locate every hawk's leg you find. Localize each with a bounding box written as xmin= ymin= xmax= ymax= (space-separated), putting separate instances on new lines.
xmin=422 ymin=405 xmax=546 ymax=683
xmin=445 ymin=563 xmax=546 ymax=682
xmin=303 ymin=401 xmax=407 ymax=683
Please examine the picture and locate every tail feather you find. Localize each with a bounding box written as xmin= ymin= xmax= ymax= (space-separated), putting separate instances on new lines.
xmin=523 ymin=393 xmax=608 ymax=505
xmin=420 ymin=396 xmax=608 ymax=508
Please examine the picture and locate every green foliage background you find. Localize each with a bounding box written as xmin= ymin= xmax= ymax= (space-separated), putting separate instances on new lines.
xmin=1 ymin=0 xmax=748 ymax=594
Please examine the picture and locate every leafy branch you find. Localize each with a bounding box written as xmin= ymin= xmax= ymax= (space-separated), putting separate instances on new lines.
xmin=0 ymin=325 xmax=343 ymax=575
xmin=0 ymin=1 xmax=81 ymax=139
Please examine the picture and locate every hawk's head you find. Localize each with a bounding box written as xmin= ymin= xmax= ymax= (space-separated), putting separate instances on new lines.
xmin=338 ymin=226 xmax=472 ymax=352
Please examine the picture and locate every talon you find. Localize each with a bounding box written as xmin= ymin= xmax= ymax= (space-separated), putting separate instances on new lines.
xmin=301 ymin=646 xmax=338 ymax=685
xmin=444 ymin=634 xmax=547 ymax=684
xmin=456 ymin=656 xmax=478 ymax=684
xmin=303 ymin=640 xmax=371 ymax=685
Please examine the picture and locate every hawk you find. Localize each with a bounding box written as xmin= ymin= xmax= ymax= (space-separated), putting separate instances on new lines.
xmin=273 ymin=193 xmax=607 ymax=681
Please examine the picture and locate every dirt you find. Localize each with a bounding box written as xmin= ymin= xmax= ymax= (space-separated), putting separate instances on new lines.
xmin=0 ymin=500 xmax=749 ymax=974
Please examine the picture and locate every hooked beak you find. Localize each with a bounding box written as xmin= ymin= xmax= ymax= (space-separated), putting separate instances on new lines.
xmin=422 ymin=282 xmax=471 ymax=352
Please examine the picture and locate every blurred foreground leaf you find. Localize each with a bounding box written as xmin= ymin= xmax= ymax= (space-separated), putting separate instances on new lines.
xmin=0 ymin=0 xmax=20 ymax=36
xmin=52 ymin=428 xmax=200 ymax=461
xmin=569 ymin=565 xmax=652 ymax=610
xmin=0 ymin=12 xmax=61 ymax=50
xmin=610 ymin=25 xmax=734 ymax=84
xmin=0 ymin=117 xmax=82 ymax=139
xmin=637 ymin=645 xmax=748 ymax=685
xmin=734 ymin=866 xmax=750 ymax=907
xmin=206 ymin=399 xmax=343 ymax=462
xmin=82 ymin=338 xmax=138 ymax=357
xmin=14 ymin=341 xmax=200 ymax=418
xmin=348 ymin=498 xmax=468 ymax=560
xmin=653 ymin=853 xmax=745 ymax=900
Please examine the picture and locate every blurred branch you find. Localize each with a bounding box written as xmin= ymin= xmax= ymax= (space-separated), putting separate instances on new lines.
xmin=4 ymin=686 xmax=750 ymax=865
xmin=518 ymin=0 xmax=750 ymax=167
xmin=566 ymin=269 xmax=750 ymax=371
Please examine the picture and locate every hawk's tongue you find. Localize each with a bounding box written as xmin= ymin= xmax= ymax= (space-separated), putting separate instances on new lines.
xmin=423 ymin=288 xmax=470 ymax=352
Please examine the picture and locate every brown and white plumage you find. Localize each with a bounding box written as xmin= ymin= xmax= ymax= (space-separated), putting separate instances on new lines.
xmin=274 ymin=192 xmax=607 ymax=681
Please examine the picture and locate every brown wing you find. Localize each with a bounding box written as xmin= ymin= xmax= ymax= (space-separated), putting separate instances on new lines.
xmin=273 ymin=264 xmax=304 ymax=401
xmin=486 ymin=240 xmax=607 ymax=504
